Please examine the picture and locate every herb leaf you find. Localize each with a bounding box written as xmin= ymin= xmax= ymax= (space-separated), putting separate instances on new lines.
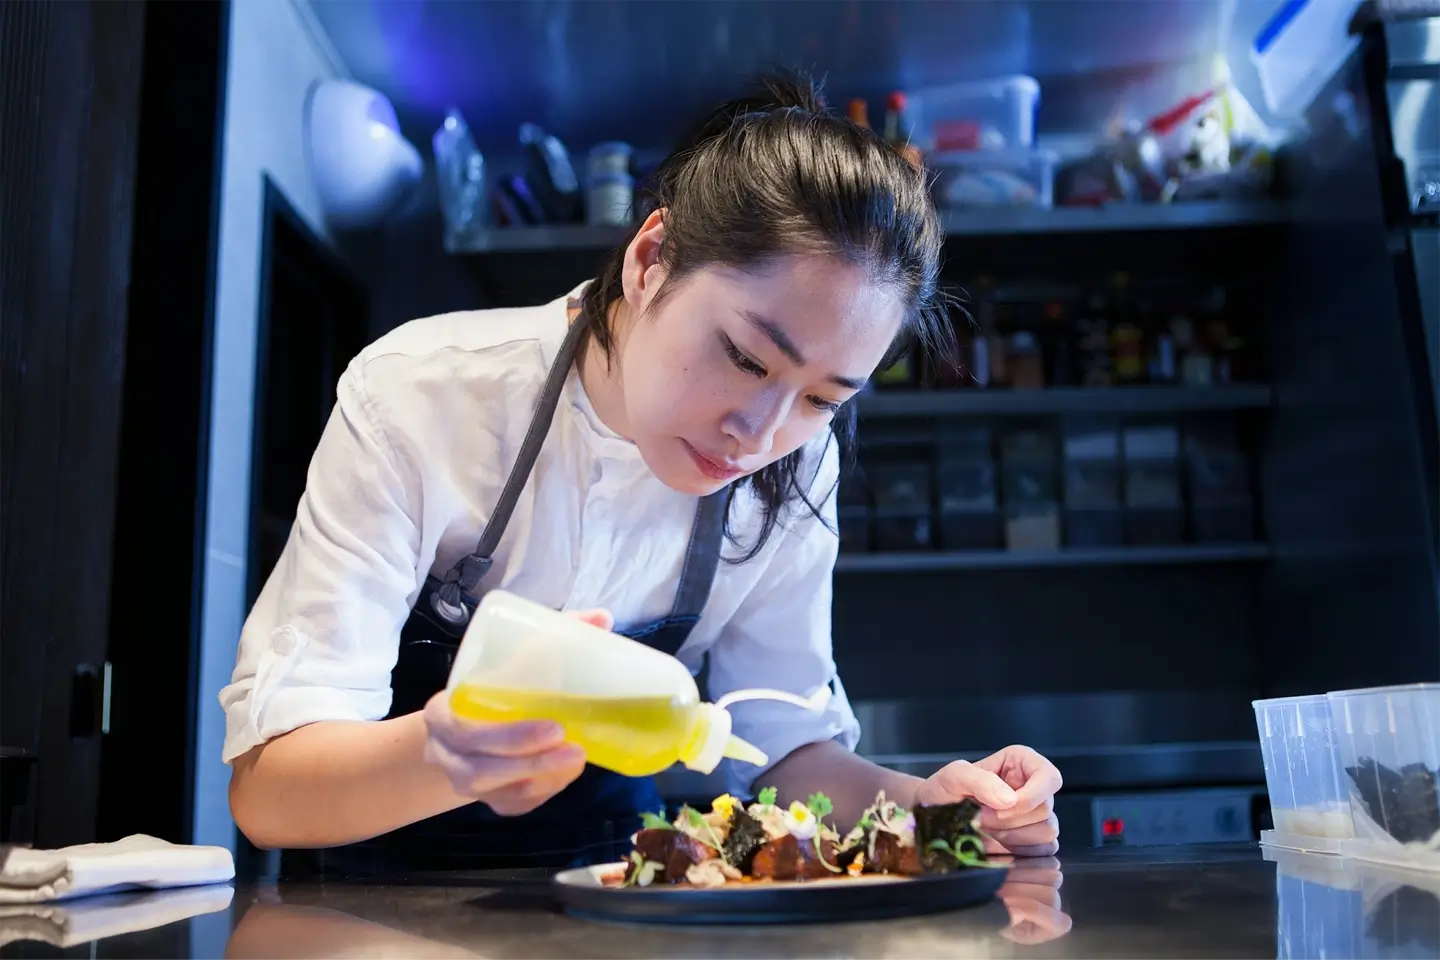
xmin=685 ymin=807 xmax=705 ymax=827
xmin=806 ymin=792 xmax=834 ymax=821
xmin=757 ymin=786 xmax=778 ymax=807
xmin=639 ymin=810 xmax=674 ymax=831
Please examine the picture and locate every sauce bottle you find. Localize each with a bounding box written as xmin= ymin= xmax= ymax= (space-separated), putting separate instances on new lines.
xmin=446 ymin=591 xmax=829 ymax=778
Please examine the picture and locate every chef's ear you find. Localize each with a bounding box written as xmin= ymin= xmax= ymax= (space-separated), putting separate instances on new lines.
xmin=621 ymin=208 xmax=667 ymax=313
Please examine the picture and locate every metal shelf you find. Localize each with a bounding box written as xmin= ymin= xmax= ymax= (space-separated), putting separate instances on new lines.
xmin=448 ymin=225 xmax=629 ymax=254
xmin=833 ymin=543 xmax=1271 ymax=573
xmin=856 ymin=385 xmax=1273 ymax=418
xmin=450 ymin=200 xmax=1291 ymax=254
xmin=940 ymin=199 xmax=1290 ymax=237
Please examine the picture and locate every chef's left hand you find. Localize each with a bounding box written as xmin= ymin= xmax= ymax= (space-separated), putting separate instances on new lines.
xmin=913 ymin=745 xmax=1062 ymax=857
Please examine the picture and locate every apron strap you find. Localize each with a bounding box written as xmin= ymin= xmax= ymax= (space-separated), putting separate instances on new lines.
xmin=431 ymin=316 xmax=588 ymax=620
xmin=671 ymin=490 xmax=729 ymax=620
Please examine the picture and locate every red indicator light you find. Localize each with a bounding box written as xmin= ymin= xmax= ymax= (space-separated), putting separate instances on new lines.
xmin=1102 ymin=818 xmax=1125 ymax=836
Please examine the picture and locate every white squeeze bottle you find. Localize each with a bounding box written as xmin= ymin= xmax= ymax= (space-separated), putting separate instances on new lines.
xmin=444 ymin=590 xmax=829 ymax=778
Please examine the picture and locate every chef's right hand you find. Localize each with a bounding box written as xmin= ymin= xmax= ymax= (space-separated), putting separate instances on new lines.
xmin=421 ymin=608 xmax=612 ymax=816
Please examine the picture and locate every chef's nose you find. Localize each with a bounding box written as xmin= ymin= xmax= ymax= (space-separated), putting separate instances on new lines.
xmin=723 ymin=390 xmax=791 ymax=458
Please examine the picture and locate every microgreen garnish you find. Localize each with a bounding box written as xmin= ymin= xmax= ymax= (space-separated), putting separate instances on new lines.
xmin=623 ymin=851 xmax=661 ymax=887
xmin=684 ymin=805 xmax=726 ymax=855
xmin=639 ymin=810 xmax=673 ymax=831
xmin=757 ymin=786 xmax=778 ymax=807
xmin=927 ymin=835 xmax=1001 ymax=868
xmin=806 ymin=792 xmax=834 ymax=822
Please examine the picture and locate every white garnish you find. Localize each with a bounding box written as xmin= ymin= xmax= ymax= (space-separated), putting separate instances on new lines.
xmin=782 ymin=801 xmax=819 ymax=841
xmin=684 ymin=859 xmax=742 ymax=887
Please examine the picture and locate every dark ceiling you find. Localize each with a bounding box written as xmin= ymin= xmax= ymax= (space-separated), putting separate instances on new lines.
xmin=309 ymin=0 xmax=1248 ymax=158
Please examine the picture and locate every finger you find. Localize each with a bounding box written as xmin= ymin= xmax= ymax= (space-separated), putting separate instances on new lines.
xmin=425 ymin=698 xmax=566 ymax=757
xmin=1001 ymin=883 xmax=1062 ymax=912
xmin=427 ymin=740 xmax=585 ymax=796
xmin=973 ymin=746 xmax=1064 ymax=809
xmin=1011 ymin=755 xmax=1063 ymax=812
xmin=930 ymin=760 xmax=1018 ymax=810
xmin=567 ymin=608 xmax=614 ymax=631
xmin=985 ymin=814 xmax=1060 ymax=856
xmin=980 ymin=796 xmax=1053 ymax=831
xmin=483 ymin=761 xmax=588 ymax=816
xmin=1002 ymin=856 xmax=1062 ymax=889
xmin=1000 ymin=894 xmax=1072 ymax=945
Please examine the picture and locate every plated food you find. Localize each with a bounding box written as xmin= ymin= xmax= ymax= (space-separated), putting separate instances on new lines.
xmin=615 ymin=787 xmax=998 ymax=888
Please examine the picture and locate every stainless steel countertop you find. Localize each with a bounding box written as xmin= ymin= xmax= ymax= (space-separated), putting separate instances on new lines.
xmin=4 ymin=845 xmax=1437 ymax=958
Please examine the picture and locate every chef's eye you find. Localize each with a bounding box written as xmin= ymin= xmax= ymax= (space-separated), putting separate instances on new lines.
xmin=722 ymin=335 xmax=766 ymax=378
xmin=809 ymin=396 xmax=841 ymax=414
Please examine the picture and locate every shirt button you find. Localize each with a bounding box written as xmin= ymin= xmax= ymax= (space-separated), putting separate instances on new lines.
xmin=271 ymin=630 xmax=296 ymax=655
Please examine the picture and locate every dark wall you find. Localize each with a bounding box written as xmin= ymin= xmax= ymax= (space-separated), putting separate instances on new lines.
xmin=0 ymin=0 xmax=147 ymax=846
xmin=99 ymin=0 xmax=229 ymax=845
xmin=1258 ymin=42 xmax=1440 ymax=694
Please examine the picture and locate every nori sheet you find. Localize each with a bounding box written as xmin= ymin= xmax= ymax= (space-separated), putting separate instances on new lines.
xmin=721 ymin=808 xmax=769 ymax=873
xmin=913 ymin=798 xmax=985 ymax=874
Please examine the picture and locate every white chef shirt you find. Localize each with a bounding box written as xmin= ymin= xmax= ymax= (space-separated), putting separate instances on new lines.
xmin=219 ymin=283 xmax=861 ymax=794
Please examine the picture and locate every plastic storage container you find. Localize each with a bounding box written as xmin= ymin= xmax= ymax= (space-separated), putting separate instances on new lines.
xmin=446 ymin=590 xmax=827 ymax=778
xmin=1124 ymin=425 xmax=1183 ymax=545
xmin=929 ymin=148 xmax=1057 ymax=210
xmin=1064 ymin=424 xmax=1122 ymax=547
xmin=1254 ymin=694 xmax=1354 ymax=854
xmin=1264 ymin=847 xmax=1363 ymax=960
xmin=1328 ymin=683 xmax=1440 ymax=871
xmin=936 ymin=424 xmax=999 ymax=550
xmin=905 ymin=75 xmax=1040 ymax=153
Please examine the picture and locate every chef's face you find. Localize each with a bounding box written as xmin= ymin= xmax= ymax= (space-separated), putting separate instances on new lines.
xmin=613 ymin=212 xmax=905 ymax=496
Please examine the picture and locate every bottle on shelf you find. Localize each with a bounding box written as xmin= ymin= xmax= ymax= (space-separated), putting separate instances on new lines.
xmin=848 ymin=98 xmax=871 ymax=130
xmin=1043 ymin=300 xmax=1074 ymax=387
xmin=1108 ymin=272 xmax=1147 ymax=386
xmin=883 ymin=91 xmax=925 ymax=170
xmin=1075 ymin=290 xmax=1113 ymax=387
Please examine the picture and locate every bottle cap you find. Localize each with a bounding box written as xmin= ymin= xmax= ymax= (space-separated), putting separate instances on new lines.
xmin=685 ymin=703 xmax=768 ymax=773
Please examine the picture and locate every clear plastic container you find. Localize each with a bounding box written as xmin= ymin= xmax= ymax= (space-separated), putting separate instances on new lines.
xmin=1254 ymin=694 xmax=1354 ymax=854
xmin=1263 ymin=847 xmax=1363 ymax=960
xmin=445 ymin=590 xmax=828 ymax=778
xmin=1328 ymin=683 xmax=1440 ymax=871
xmin=905 ymin=75 xmax=1040 ymax=153
xmin=930 ymin=148 xmax=1056 ymax=210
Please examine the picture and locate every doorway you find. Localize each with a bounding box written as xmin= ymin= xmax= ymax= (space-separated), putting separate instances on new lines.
xmin=246 ymin=178 xmax=370 ymax=608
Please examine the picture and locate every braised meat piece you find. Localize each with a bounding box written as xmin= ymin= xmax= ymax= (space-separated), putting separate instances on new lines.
xmin=750 ymin=834 xmax=842 ymax=881
xmin=870 ymin=830 xmax=923 ymax=875
xmin=628 ymin=829 xmax=718 ymax=884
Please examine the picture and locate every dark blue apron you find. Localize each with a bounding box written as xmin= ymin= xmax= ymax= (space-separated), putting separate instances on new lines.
xmin=284 ymin=311 xmax=728 ymax=879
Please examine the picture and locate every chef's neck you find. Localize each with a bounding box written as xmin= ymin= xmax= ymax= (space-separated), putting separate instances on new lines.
xmin=577 ymin=297 xmax=636 ymax=442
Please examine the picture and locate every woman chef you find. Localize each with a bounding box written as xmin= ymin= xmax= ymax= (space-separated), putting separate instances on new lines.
xmin=221 ymin=73 xmax=1062 ymax=874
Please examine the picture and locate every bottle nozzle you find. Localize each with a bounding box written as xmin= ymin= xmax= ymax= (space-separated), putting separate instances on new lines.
xmin=722 ymin=735 xmax=769 ymax=768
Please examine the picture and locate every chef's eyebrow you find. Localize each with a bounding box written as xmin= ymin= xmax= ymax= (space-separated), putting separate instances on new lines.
xmin=740 ymin=310 xmax=868 ymax=390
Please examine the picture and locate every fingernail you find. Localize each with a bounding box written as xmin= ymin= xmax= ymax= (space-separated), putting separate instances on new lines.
xmin=994 ymin=785 xmax=1018 ymax=807
xmin=534 ymin=722 xmax=564 ymax=743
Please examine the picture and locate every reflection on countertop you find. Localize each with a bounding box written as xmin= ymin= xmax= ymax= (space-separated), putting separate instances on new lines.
xmin=3 ymin=845 xmax=1439 ymax=959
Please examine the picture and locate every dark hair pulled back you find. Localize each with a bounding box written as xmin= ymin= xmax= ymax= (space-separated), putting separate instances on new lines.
xmin=580 ymin=69 xmax=950 ymax=562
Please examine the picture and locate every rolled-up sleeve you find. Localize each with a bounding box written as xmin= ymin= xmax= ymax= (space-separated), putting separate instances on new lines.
xmin=706 ymin=439 xmax=861 ymax=796
xmin=219 ymin=359 xmax=423 ymax=763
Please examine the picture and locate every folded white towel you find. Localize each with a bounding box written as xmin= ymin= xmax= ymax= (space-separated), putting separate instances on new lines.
xmin=0 ymin=835 xmax=234 ymax=904
xmin=0 ymin=883 xmax=234 ymax=948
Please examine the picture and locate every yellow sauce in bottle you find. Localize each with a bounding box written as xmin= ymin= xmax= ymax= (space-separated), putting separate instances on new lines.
xmin=449 ymin=684 xmax=705 ymax=778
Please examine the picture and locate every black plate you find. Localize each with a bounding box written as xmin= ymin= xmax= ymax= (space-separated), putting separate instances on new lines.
xmin=551 ymin=862 xmax=1009 ymax=925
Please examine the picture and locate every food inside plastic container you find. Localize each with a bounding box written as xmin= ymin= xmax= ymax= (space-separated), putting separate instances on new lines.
xmin=1329 ymin=683 xmax=1440 ymax=870
xmin=1254 ymin=693 xmax=1354 ymax=850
